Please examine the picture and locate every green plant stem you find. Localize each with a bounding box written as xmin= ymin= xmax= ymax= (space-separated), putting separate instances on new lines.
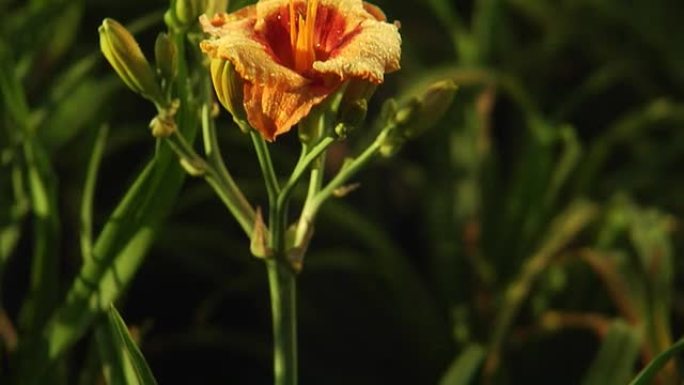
xmin=200 ymin=105 xmax=256 ymax=235
xmin=250 ymin=131 xmax=281 ymax=202
xmin=166 ymin=130 xmax=255 ymax=236
xmin=249 ymin=131 xmax=283 ymax=250
xmin=295 ymin=136 xmax=382 ymax=245
xmin=279 ymin=137 xmax=335 ymax=207
xmin=266 ymin=259 xmax=298 ymax=385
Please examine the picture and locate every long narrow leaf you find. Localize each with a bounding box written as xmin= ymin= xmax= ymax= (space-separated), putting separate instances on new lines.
xmin=628 ymin=337 xmax=684 ymax=385
xmin=81 ymin=124 xmax=109 ymax=262
xmin=438 ymin=344 xmax=486 ymax=385
xmin=96 ymin=305 xmax=157 ymax=385
xmin=581 ymin=320 xmax=641 ymax=385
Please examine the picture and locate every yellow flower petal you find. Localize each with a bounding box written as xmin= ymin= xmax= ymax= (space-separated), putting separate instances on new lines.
xmin=243 ymin=81 xmax=334 ymax=141
xmin=312 ymin=18 xmax=400 ymax=83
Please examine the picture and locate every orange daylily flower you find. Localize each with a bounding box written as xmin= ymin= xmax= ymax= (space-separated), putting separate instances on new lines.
xmin=200 ymin=0 xmax=401 ymax=141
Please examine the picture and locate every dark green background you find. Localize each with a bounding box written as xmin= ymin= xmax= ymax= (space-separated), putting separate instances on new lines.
xmin=2 ymin=0 xmax=684 ymax=384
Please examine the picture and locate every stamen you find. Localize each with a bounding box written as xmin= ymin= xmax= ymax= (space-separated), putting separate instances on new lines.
xmin=288 ymin=0 xmax=319 ymax=73
xmin=289 ymin=0 xmax=296 ymax=51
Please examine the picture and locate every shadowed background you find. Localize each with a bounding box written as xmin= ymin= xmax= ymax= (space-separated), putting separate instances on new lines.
xmin=2 ymin=0 xmax=684 ymax=384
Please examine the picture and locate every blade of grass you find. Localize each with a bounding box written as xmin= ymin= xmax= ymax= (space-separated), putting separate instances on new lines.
xmin=438 ymin=344 xmax=486 ymax=385
xmin=0 ymin=37 xmax=60 ymax=333
xmin=483 ymin=200 xmax=597 ymax=382
xmin=17 ymin=138 xmax=61 ymax=332
xmin=581 ymin=320 xmax=641 ymax=385
xmin=96 ymin=304 xmax=157 ymax=385
xmin=81 ymin=124 xmax=109 ymax=263
xmin=11 ymin=27 xmax=200 ymax=384
xmin=628 ymin=337 xmax=684 ymax=385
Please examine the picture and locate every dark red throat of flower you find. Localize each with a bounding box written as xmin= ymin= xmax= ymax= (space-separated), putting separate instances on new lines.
xmin=263 ymin=0 xmax=351 ymax=76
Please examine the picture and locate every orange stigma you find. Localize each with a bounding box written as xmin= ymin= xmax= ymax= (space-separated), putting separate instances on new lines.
xmin=289 ymin=0 xmax=319 ymax=73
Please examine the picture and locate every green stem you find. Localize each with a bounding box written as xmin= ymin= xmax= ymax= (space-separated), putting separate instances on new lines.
xmin=295 ymin=136 xmax=382 ymax=245
xmin=200 ymin=105 xmax=256 ymax=235
xmin=166 ymin=130 xmax=255 ymax=236
xmin=279 ymin=137 xmax=335 ymax=207
xmin=250 ymin=131 xmax=281 ymax=202
xmin=266 ymin=259 xmax=298 ymax=385
xmin=249 ymin=131 xmax=283 ymax=249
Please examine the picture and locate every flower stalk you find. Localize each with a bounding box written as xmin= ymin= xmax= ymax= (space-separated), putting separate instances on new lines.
xmin=267 ymin=259 xmax=298 ymax=385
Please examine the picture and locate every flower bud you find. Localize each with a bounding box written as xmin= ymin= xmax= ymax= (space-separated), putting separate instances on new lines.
xmin=395 ymin=79 xmax=458 ymax=138
xmin=164 ymin=0 xmax=208 ymax=29
xmin=155 ymin=32 xmax=177 ymax=82
xmin=206 ymin=0 xmax=229 ymax=15
xmin=99 ymin=18 xmax=163 ymax=104
xmin=377 ymin=80 xmax=457 ymax=157
xmin=338 ymin=80 xmax=376 ymax=126
xmin=210 ymin=58 xmax=249 ymax=132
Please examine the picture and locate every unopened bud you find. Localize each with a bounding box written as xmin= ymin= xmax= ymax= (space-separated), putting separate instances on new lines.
xmin=337 ymin=99 xmax=367 ymax=138
xmin=99 ymin=18 xmax=163 ymax=104
xmin=206 ymin=0 xmax=229 ymax=15
xmin=378 ymin=129 xmax=406 ymax=157
xmin=165 ymin=0 xmax=209 ymax=29
xmin=337 ymin=80 xmax=375 ymax=134
xmin=376 ymin=99 xmax=403 ymax=157
xmin=395 ymin=79 xmax=458 ymax=138
xmin=210 ymin=58 xmax=249 ymax=132
xmin=155 ymin=33 xmax=177 ymax=82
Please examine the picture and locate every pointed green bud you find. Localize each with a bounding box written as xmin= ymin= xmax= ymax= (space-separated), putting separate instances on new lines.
xmin=396 ymin=79 xmax=458 ymax=138
xmin=98 ymin=18 xmax=163 ymax=104
xmin=337 ymin=81 xmax=376 ymax=134
xmin=174 ymin=0 xmax=209 ymax=26
xmin=210 ymin=58 xmax=249 ymax=132
xmin=336 ymin=99 xmax=368 ymax=138
xmin=155 ymin=32 xmax=177 ymax=82
xmin=378 ymin=79 xmax=458 ymax=157
xmin=206 ymin=0 xmax=229 ymax=15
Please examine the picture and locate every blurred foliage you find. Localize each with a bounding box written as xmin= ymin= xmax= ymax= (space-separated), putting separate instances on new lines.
xmin=1 ymin=0 xmax=684 ymax=384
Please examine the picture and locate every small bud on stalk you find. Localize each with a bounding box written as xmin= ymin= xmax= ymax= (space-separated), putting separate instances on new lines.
xmin=379 ymin=79 xmax=458 ymax=156
xmin=337 ymin=80 xmax=376 ymax=136
xmin=167 ymin=0 xmax=223 ymax=30
xmin=155 ymin=32 xmax=178 ymax=82
xmin=98 ymin=18 xmax=164 ymax=105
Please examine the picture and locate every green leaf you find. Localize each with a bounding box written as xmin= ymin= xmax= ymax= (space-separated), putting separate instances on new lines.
xmin=581 ymin=320 xmax=641 ymax=385
xmin=17 ymin=138 xmax=61 ymax=333
xmin=0 ymin=40 xmax=30 ymax=129
xmin=628 ymin=337 xmax=684 ymax=385
xmin=438 ymin=344 xmax=485 ymax=385
xmin=81 ymin=124 xmax=109 ymax=263
xmin=95 ymin=304 xmax=158 ymax=385
xmin=11 ymin=23 xmax=204 ymax=382
xmin=0 ymin=38 xmax=61 ymax=333
xmin=37 ymin=77 xmax=118 ymax=153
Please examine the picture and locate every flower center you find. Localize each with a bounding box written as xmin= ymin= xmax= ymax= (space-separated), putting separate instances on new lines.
xmin=289 ymin=0 xmax=319 ymax=73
